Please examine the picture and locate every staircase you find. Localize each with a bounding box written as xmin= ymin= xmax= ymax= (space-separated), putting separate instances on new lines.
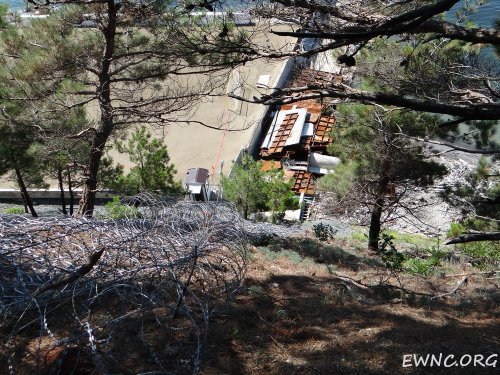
xmin=300 ymin=195 xmax=315 ymax=221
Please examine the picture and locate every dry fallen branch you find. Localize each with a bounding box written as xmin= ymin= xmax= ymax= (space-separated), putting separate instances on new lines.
xmin=33 ymin=248 xmax=105 ymax=297
xmin=432 ymin=276 xmax=469 ymax=299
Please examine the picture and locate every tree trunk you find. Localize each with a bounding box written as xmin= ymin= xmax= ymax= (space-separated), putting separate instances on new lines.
xmin=14 ymin=167 xmax=38 ymax=217
xmin=57 ymin=167 xmax=67 ymax=215
xmin=368 ymin=158 xmax=391 ymax=252
xmin=77 ymin=137 xmax=107 ymax=217
xmin=67 ymin=166 xmax=74 ymax=216
xmin=76 ymin=0 xmax=118 ymax=217
xmin=368 ymin=195 xmax=384 ymax=252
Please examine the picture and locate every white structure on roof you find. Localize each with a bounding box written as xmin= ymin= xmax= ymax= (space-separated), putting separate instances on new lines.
xmin=308 ymin=152 xmax=341 ymax=174
xmin=286 ymin=109 xmax=307 ymax=146
xmin=256 ymin=75 xmax=271 ymax=88
xmin=301 ymin=122 xmax=315 ymax=137
xmin=185 ymin=168 xmax=210 ymax=201
xmin=261 ymin=108 xmax=308 ymax=149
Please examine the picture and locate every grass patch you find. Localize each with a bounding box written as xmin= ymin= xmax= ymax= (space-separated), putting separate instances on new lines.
xmin=2 ymin=206 xmax=25 ymax=215
xmin=350 ymin=229 xmax=366 ymax=242
xmin=257 ymin=246 xmax=306 ymax=265
xmin=351 ymin=228 xmax=438 ymax=249
xmin=383 ymin=229 xmax=438 ymax=249
xmin=98 ymin=196 xmax=141 ymax=219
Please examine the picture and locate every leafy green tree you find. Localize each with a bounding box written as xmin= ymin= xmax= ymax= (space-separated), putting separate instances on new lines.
xmin=34 ymin=107 xmax=91 ymax=215
xmin=98 ymin=155 xmax=124 ymax=190
xmin=264 ymin=168 xmax=298 ymax=223
xmin=222 ymin=153 xmax=298 ymax=221
xmin=317 ymin=161 xmax=359 ymax=202
xmin=110 ymin=127 xmax=181 ymax=195
xmin=222 ymin=154 xmax=267 ymax=220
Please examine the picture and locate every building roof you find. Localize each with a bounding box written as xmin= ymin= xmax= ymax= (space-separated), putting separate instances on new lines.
xmin=313 ymin=115 xmax=336 ymax=146
xmin=257 ymin=68 xmax=343 ymax=198
xmin=291 ymin=170 xmax=316 ymax=195
xmin=289 ymin=68 xmax=343 ymax=88
xmin=185 ymin=168 xmax=209 ymax=185
xmin=261 ymin=160 xmax=282 ymax=172
xmin=260 ymin=103 xmax=335 ymax=158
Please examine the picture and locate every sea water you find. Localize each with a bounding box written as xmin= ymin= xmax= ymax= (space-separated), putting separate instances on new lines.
xmin=2 ymin=0 xmax=499 ymax=24
xmin=3 ymin=0 xmax=24 ymax=12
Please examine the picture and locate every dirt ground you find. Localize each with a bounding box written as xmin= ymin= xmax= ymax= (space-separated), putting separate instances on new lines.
xmin=201 ymin=240 xmax=499 ymax=375
xmin=1 ymin=233 xmax=498 ymax=374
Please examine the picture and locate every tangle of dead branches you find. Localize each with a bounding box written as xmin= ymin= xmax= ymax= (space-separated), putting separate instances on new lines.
xmin=0 ymin=195 xmax=254 ymax=374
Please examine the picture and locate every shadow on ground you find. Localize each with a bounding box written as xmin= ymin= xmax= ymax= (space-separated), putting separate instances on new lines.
xmin=202 ymin=271 xmax=500 ymax=375
xmin=263 ymin=237 xmax=385 ymax=271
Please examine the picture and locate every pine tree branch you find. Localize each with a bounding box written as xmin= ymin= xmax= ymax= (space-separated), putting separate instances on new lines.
xmin=446 ymin=232 xmax=500 ymax=245
xmin=229 ymin=84 xmax=500 ymax=120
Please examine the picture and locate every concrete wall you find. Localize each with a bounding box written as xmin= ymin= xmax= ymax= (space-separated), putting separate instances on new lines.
xmin=0 ymin=189 xmax=114 ymax=203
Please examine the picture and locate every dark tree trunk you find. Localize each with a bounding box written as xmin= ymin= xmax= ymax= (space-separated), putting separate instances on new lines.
xmin=368 ymin=200 xmax=384 ymax=251
xmin=76 ymin=0 xmax=118 ymax=217
xmin=368 ymin=159 xmax=391 ymax=252
xmin=57 ymin=167 xmax=67 ymax=215
xmin=14 ymin=167 xmax=38 ymax=217
xmin=77 ymin=136 xmax=106 ymax=217
xmin=67 ymin=166 xmax=75 ymax=216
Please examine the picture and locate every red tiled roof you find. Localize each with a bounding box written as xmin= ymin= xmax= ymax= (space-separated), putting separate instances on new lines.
xmin=266 ymin=113 xmax=299 ymax=155
xmin=313 ymin=115 xmax=336 ymax=146
xmin=291 ymin=170 xmax=316 ymax=195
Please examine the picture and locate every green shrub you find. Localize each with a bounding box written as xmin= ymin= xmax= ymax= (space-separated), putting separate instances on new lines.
xmin=461 ymin=241 xmax=500 ymax=269
xmin=402 ymin=245 xmax=446 ymax=275
xmin=2 ymin=206 xmax=25 ymax=215
xmin=378 ymin=234 xmax=406 ymax=271
xmin=101 ymin=196 xmax=141 ymax=219
xmin=313 ymin=222 xmax=336 ymax=241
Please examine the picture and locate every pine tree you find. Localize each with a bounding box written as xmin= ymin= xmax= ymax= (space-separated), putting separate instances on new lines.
xmin=110 ymin=126 xmax=181 ymax=195
xmin=0 ymin=2 xmax=236 ymax=217
xmin=319 ymin=104 xmax=447 ymax=251
xmin=222 ymin=153 xmax=298 ymax=220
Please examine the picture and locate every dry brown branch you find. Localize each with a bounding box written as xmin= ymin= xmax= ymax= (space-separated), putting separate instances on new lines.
xmin=432 ymin=276 xmax=468 ymax=299
xmin=33 ymin=248 xmax=105 ymax=296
